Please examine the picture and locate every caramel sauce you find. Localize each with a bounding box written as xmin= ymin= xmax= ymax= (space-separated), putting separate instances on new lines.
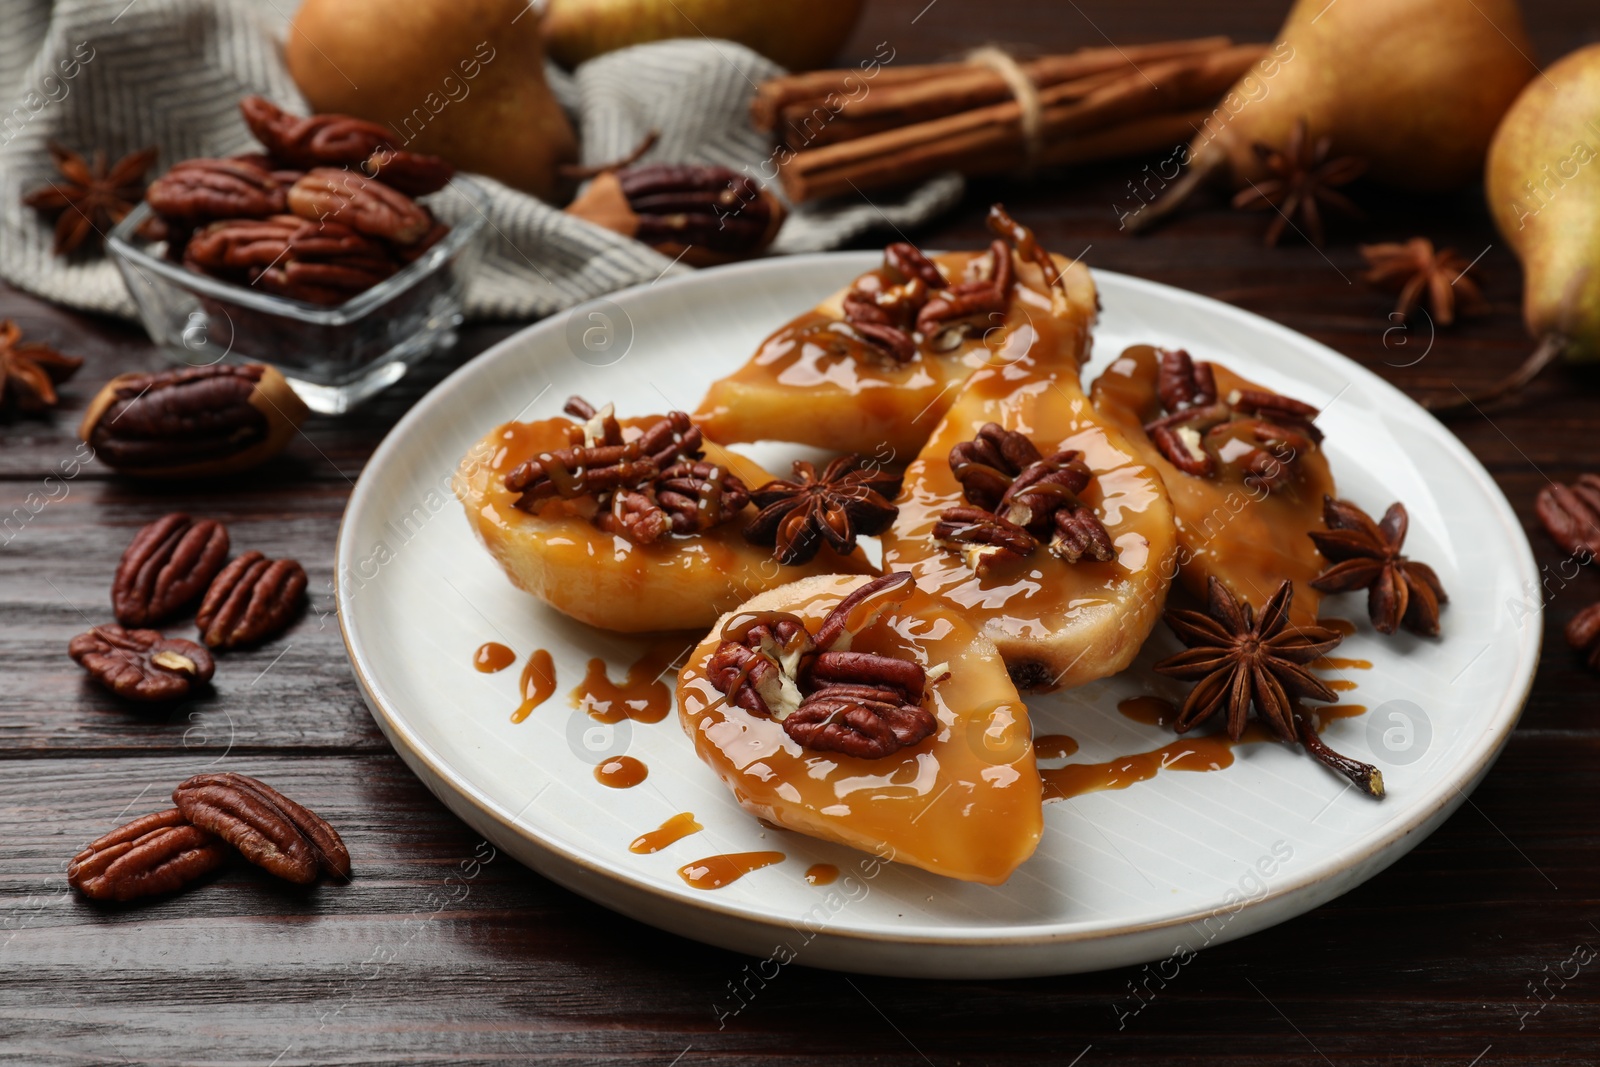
xmin=1311 ymin=704 xmax=1367 ymax=729
xmin=1042 ymin=722 xmax=1277 ymax=801
xmin=1117 ymin=695 xmax=1175 ymax=727
xmin=629 ymin=812 xmax=702 ymax=854
xmin=1090 ymin=345 xmax=1336 ymax=625
xmin=1326 ymin=679 xmax=1360 ymax=692
xmin=804 ymin=863 xmax=840 ymax=886
xmin=455 ymin=416 xmax=869 ymax=634
xmin=1314 ymin=655 xmax=1373 ymax=670
xmin=1033 ymin=734 xmax=1080 ymax=760
xmin=594 ymin=755 xmax=648 ymax=788
xmin=510 ymin=649 xmax=556 ymax=723
xmin=571 ymin=639 xmax=686 ymax=725
xmin=1320 ymin=617 xmax=1359 ymax=637
xmin=474 ymin=641 xmax=516 ymax=673
xmin=693 ymin=253 xmax=1003 ymax=456
xmin=879 ymin=265 xmax=1178 ymax=693
xmin=676 ymin=573 xmax=1043 ymax=886
xmin=678 ymin=851 xmax=786 ymax=890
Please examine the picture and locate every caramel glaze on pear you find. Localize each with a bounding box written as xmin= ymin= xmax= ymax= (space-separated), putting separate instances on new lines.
xmin=1132 ymin=0 xmax=1537 ymax=230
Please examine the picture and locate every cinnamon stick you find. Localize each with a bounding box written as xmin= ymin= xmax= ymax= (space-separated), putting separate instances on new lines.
xmin=752 ymin=65 xmax=955 ymax=132
xmin=779 ymin=44 xmax=1266 ymax=203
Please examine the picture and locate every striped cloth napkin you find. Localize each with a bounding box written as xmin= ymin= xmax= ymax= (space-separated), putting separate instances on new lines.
xmin=0 ymin=0 xmax=960 ymax=320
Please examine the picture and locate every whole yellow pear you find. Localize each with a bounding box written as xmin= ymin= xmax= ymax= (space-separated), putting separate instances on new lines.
xmin=1487 ymin=43 xmax=1600 ymax=362
xmin=542 ymin=0 xmax=865 ymax=72
xmin=286 ymin=0 xmax=578 ymax=202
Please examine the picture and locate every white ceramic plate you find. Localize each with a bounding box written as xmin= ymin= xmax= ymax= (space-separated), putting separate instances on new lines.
xmin=337 ymin=253 xmax=1539 ymax=978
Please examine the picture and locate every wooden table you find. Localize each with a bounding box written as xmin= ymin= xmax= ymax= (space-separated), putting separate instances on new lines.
xmin=5 ymin=1 xmax=1597 ymax=1062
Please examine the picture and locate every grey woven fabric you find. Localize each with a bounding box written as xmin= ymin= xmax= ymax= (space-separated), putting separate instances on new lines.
xmin=0 ymin=0 xmax=961 ymax=321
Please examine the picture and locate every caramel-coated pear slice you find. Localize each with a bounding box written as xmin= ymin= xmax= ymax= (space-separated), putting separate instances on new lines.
xmin=677 ymin=573 xmax=1042 ymax=885
xmin=455 ymin=414 xmax=871 ymax=633
xmin=880 ymin=262 xmax=1179 ymax=693
xmin=1089 ymin=345 xmax=1335 ymax=625
xmin=694 ymin=245 xmax=1096 ymax=460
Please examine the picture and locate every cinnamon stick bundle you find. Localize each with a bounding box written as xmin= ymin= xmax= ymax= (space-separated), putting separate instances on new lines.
xmin=774 ymin=42 xmax=1268 ymax=204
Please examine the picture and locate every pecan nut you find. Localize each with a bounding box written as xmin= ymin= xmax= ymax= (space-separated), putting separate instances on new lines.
xmin=184 ymin=215 xmax=398 ymax=304
xmin=79 ymin=363 xmax=308 ymax=478
xmin=68 ymin=624 xmax=216 ymax=702
xmin=113 ymin=513 xmax=230 ymax=626
xmin=174 ymin=772 xmax=351 ymax=883
xmin=1144 ymin=349 xmax=1323 ymax=480
xmin=916 ymin=238 xmax=1014 ymax=335
xmin=1566 ymin=601 xmax=1600 ymax=670
xmin=195 ymin=550 xmax=307 ymax=650
xmin=1537 ymin=474 xmax=1600 ymax=559
xmin=240 ymin=96 xmax=453 ymax=195
xmin=287 ymin=168 xmax=432 ymax=245
xmin=145 ymin=158 xmax=286 ymax=224
xmin=67 ymin=808 xmax=229 ymax=902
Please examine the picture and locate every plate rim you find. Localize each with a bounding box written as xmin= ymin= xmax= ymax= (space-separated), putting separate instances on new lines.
xmin=336 ymin=252 xmax=1541 ymax=953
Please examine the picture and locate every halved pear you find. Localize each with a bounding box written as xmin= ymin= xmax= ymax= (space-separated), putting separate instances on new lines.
xmin=455 ymin=413 xmax=870 ymax=633
xmin=694 ymin=242 xmax=1096 ymax=461
xmin=880 ymin=258 xmax=1178 ymax=692
xmin=1089 ymin=345 xmax=1336 ymax=625
xmin=677 ymin=573 xmax=1042 ymax=885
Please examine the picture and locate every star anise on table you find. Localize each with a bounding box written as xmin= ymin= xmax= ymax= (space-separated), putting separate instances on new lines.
xmin=22 ymin=142 xmax=158 ymax=255
xmin=1360 ymin=237 xmax=1487 ymax=326
xmin=0 ymin=319 xmax=82 ymax=416
xmin=744 ymin=456 xmax=900 ymax=565
xmin=1309 ymin=498 xmax=1447 ymax=637
xmin=1155 ymin=577 xmax=1384 ymax=798
xmin=1230 ymin=118 xmax=1366 ymax=247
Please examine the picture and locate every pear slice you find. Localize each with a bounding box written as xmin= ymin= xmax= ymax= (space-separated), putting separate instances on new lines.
xmin=1088 ymin=345 xmax=1336 ymax=625
xmin=677 ymin=573 xmax=1042 ymax=885
xmin=455 ymin=411 xmax=870 ymax=633
xmin=879 ymin=255 xmax=1179 ymax=693
xmin=694 ymin=240 xmax=1096 ymax=461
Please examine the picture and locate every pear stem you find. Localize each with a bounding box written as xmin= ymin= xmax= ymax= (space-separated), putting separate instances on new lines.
xmin=1123 ymin=148 xmax=1224 ymax=235
xmin=1294 ymin=710 xmax=1385 ymax=799
xmin=1424 ymin=333 xmax=1568 ymax=418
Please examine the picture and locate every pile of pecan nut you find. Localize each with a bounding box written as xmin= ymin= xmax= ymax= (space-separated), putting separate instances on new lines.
xmin=140 ymin=96 xmax=454 ymax=306
xmin=935 ymin=423 xmax=1115 ymax=574
xmin=1143 ymin=347 xmax=1323 ymax=486
xmin=707 ymin=572 xmax=940 ymax=760
xmin=69 ymin=772 xmax=349 ymax=902
xmin=840 ymin=239 xmax=1016 ymax=363
xmin=68 ymin=512 xmax=306 ymax=703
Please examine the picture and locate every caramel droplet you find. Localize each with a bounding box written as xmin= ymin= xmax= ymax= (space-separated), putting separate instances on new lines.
xmin=594 ymin=755 xmax=648 ymax=788
xmin=1117 ymin=695 xmax=1177 ymax=727
xmin=804 ymin=863 xmax=839 ymax=886
xmin=1313 ymin=655 xmax=1373 ymax=670
xmin=629 ymin=812 xmax=702 ymax=854
xmin=678 ymin=851 xmax=785 ymax=890
xmin=474 ymin=641 xmax=516 ymax=673
xmin=1032 ymin=733 xmax=1080 ymax=760
xmin=571 ymin=639 xmax=685 ymax=725
xmin=1041 ymin=722 xmax=1276 ymax=801
xmin=1319 ymin=617 xmax=1359 ymax=637
xmin=512 ymin=649 xmax=557 ymax=723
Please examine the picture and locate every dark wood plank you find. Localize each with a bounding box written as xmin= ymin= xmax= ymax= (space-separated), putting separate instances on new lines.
xmin=5 ymin=0 xmax=1600 ymax=1062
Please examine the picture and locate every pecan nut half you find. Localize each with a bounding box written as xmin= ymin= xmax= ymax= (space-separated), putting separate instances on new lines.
xmin=113 ymin=513 xmax=231 ymax=627
xmin=239 ymin=96 xmax=453 ymax=195
xmin=184 ymin=215 xmax=399 ymax=305
xmin=287 ymin=167 xmax=432 ymax=245
xmin=67 ymin=808 xmax=229 ymax=902
xmin=145 ymin=158 xmax=286 ymax=224
xmin=79 ymin=363 xmax=308 ymax=479
xmin=566 ymin=163 xmax=785 ymax=266
xmin=174 ymin=772 xmax=351 ymax=883
xmin=1537 ymin=474 xmax=1600 ymax=559
xmin=196 ymin=550 xmax=306 ymax=650
xmin=68 ymin=625 xmax=215 ymax=702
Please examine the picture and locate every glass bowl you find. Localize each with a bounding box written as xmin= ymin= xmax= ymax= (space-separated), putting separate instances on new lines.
xmin=107 ymin=176 xmax=489 ymax=414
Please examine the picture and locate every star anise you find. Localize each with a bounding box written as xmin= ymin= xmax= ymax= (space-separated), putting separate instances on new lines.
xmin=1309 ymin=498 xmax=1447 ymax=637
xmin=0 ymin=320 xmax=82 ymax=416
xmin=1155 ymin=577 xmax=1383 ymax=798
xmin=22 ymin=143 xmax=158 ymax=255
xmin=1360 ymin=238 xmax=1486 ymax=326
xmin=1230 ymin=118 xmax=1366 ymax=247
xmin=744 ymin=456 xmax=900 ymax=565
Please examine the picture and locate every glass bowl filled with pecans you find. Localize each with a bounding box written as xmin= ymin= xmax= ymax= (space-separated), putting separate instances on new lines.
xmin=106 ymin=97 xmax=488 ymax=414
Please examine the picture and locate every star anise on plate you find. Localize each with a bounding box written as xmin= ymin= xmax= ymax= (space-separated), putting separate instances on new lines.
xmin=1155 ymin=577 xmax=1384 ymax=798
xmin=1360 ymin=237 xmax=1487 ymax=326
xmin=22 ymin=142 xmax=158 ymax=255
xmin=0 ymin=319 xmax=82 ymax=416
xmin=744 ymin=456 xmax=900 ymax=565
xmin=1309 ymin=498 xmax=1447 ymax=636
xmin=1230 ymin=118 xmax=1366 ymax=247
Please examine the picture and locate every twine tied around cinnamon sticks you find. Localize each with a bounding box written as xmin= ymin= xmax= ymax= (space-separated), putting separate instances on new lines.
xmin=753 ymin=37 xmax=1271 ymax=203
